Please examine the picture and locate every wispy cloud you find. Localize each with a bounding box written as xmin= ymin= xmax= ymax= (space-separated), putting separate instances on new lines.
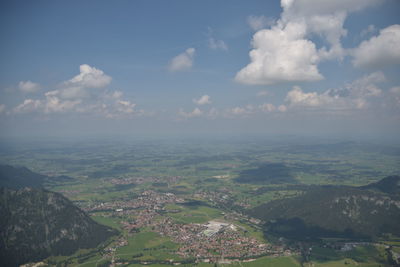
xmin=193 ymin=95 xmax=211 ymax=105
xmin=178 ymin=107 xmax=203 ymax=118
xmin=0 ymin=104 xmax=6 ymax=114
xmin=247 ymin=15 xmax=274 ymax=31
xmin=168 ymin=48 xmax=196 ymax=72
xmin=208 ymin=37 xmax=228 ymax=51
xmin=257 ymin=90 xmax=269 ymax=97
xmin=18 ymin=81 xmax=41 ymax=93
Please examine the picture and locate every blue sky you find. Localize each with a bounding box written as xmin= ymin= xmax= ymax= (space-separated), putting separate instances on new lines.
xmin=1 ymin=0 xmax=400 ymax=139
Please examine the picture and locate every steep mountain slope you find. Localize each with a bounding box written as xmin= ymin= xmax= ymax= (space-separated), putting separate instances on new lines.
xmin=0 ymin=164 xmax=46 ymax=189
xmin=0 ymin=187 xmax=117 ymax=266
xmin=250 ymin=180 xmax=400 ymax=240
xmin=362 ymin=175 xmax=400 ymax=195
xmin=0 ymin=164 xmax=73 ymax=189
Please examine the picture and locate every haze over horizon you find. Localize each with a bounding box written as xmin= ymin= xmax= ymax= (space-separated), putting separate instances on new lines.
xmin=1 ymin=0 xmax=400 ymax=140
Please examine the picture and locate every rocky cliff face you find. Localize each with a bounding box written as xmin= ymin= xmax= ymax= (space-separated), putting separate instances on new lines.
xmin=0 ymin=187 xmax=117 ymax=266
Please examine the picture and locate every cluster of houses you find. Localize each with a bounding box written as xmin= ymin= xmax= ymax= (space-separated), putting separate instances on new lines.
xmin=83 ymin=190 xmax=185 ymax=213
xmin=84 ymin=188 xmax=296 ymax=263
xmin=109 ymin=175 xmax=182 ymax=186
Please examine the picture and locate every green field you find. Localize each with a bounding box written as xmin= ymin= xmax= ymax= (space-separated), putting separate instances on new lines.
xmin=116 ymin=231 xmax=181 ymax=262
xmin=1 ymin=139 xmax=399 ymax=266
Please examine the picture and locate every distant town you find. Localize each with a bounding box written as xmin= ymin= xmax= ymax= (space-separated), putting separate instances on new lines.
xmin=81 ymin=189 xmax=295 ymax=264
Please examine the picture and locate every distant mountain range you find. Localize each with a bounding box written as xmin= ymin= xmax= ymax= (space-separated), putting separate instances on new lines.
xmin=0 ymin=165 xmax=117 ymax=266
xmin=250 ymin=176 xmax=400 ymax=241
xmin=235 ymin=163 xmax=297 ymax=184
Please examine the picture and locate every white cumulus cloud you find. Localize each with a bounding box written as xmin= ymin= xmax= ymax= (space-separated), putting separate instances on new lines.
xmin=230 ymin=107 xmax=248 ymax=115
xmin=11 ymin=65 xmax=140 ymax=118
xmin=66 ymin=64 xmax=112 ymax=89
xmin=235 ymin=22 xmax=322 ymax=85
xmin=193 ymin=95 xmax=211 ymax=105
xmin=353 ymin=24 xmax=400 ymax=68
xmin=345 ymin=71 xmax=385 ymax=98
xmin=236 ymin=0 xmax=383 ymax=85
xmin=259 ymin=103 xmax=286 ymax=113
xmin=286 ymin=86 xmax=334 ymax=108
xmin=259 ymin=103 xmax=276 ymax=112
xmin=225 ymin=105 xmax=256 ymax=117
xmin=178 ymin=107 xmax=203 ymax=118
xmin=18 ymin=81 xmax=41 ymax=93
xmin=0 ymin=104 xmax=5 ymax=114
xmin=54 ymin=64 xmax=112 ymax=99
xmin=44 ymin=94 xmax=81 ymax=113
xmin=285 ymin=72 xmax=385 ymax=111
xmin=116 ymin=100 xmax=136 ymax=115
xmin=13 ymin=99 xmax=42 ymax=113
xmin=280 ymin=0 xmax=382 ymax=61
xmin=76 ymin=90 xmax=137 ymax=118
xmin=168 ymin=48 xmax=196 ymax=72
